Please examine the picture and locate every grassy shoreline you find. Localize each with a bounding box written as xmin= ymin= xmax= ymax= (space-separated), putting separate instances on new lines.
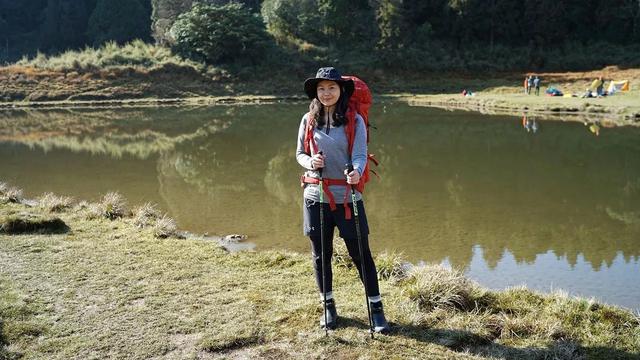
xmin=2 ymin=74 xmax=639 ymax=128
xmin=2 ymin=45 xmax=640 ymax=126
xmin=1 ymin=184 xmax=639 ymax=359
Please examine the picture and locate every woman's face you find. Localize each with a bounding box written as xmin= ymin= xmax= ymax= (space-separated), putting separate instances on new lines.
xmin=316 ymin=80 xmax=341 ymax=107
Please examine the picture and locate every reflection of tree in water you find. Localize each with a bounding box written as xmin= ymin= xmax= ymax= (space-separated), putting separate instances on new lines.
xmin=0 ymin=108 xmax=228 ymax=159
xmin=264 ymin=145 xmax=300 ymax=205
xmin=367 ymin=105 xmax=640 ymax=269
xmin=154 ymin=104 xmax=305 ymax=244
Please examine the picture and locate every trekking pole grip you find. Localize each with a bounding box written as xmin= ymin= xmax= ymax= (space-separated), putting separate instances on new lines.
xmin=345 ymin=163 xmax=355 ymax=191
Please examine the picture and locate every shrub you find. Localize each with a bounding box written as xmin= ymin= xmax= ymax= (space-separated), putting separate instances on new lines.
xmin=171 ymin=2 xmax=271 ymax=64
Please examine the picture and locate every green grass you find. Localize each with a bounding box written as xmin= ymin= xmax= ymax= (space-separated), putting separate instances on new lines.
xmin=1 ymin=189 xmax=639 ymax=359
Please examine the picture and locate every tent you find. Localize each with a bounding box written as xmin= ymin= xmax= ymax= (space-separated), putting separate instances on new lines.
xmin=545 ymin=87 xmax=563 ymax=96
xmin=607 ymin=80 xmax=630 ymax=94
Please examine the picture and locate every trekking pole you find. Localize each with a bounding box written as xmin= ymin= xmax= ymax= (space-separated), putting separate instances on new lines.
xmin=346 ymin=163 xmax=374 ymax=339
xmin=318 ymin=151 xmax=328 ymax=336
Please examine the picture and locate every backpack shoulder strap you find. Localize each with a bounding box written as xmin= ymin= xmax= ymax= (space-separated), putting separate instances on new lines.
xmin=303 ymin=112 xmax=316 ymax=154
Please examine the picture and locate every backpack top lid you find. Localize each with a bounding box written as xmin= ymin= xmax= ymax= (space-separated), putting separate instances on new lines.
xmin=343 ymin=75 xmax=372 ymax=144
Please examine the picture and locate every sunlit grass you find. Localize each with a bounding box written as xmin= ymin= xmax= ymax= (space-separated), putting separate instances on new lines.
xmin=1 ymin=190 xmax=639 ymax=359
xmin=15 ymin=40 xmax=202 ymax=72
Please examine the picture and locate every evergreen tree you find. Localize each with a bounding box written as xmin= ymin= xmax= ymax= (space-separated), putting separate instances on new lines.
xmin=375 ymin=0 xmax=405 ymax=50
xmin=87 ymin=0 xmax=151 ymax=46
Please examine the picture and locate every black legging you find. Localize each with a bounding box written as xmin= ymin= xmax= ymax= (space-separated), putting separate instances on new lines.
xmin=309 ymin=231 xmax=380 ymax=297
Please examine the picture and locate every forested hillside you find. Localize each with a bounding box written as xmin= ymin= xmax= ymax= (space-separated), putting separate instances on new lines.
xmin=2 ymin=0 xmax=640 ymax=71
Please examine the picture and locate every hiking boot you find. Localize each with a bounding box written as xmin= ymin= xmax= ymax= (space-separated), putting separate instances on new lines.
xmin=370 ymin=301 xmax=390 ymax=334
xmin=320 ymin=299 xmax=338 ymax=330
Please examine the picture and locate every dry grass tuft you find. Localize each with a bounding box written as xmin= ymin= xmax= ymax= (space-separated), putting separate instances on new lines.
xmin=74 ymin=201 xmax=90 ymax=211
xmin=38 ymin=192 xmax=74 ymax=212
xmin=0 ymin=181 xmax=8 ymax=195
xmin=85 ymin=202 xmax=102 ymax=220
xmin=133 ymin=202 xmax=161 ymax=228
xmin=85 ymin=192 xmax=127 ymax=220
xmin=402 ymin=264 xmax=484 ymax=312
xmin=100 ymin=192 xmax=126 ymax=219
xmin=376 ymin=250 xmax=408 ymax=280
xmin=2 ymin=187 xmax=24 ymax=203
xmin=152 ymin=214 xmax=177 ymax=238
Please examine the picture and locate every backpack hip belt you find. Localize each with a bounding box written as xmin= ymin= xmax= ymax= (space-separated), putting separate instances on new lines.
xmin=301 ymin=175 xmax=353 ymax=220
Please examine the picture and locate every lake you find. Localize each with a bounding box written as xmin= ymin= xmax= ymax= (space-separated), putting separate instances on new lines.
xmin=1 ymin=103 xmax=639 ymax=310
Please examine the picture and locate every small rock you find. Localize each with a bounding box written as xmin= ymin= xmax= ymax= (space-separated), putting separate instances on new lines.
xmin=222 ymin=234 xmax=248 ymax=242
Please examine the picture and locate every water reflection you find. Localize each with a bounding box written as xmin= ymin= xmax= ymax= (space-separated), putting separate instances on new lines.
xmin=1 ymin=104 xmax=639 ymax=308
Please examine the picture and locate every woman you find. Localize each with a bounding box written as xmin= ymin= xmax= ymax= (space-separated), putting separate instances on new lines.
xmin=296 ymin=67 xmax=390 ymax=333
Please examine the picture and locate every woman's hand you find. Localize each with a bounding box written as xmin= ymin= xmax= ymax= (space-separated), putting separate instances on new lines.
xmin=344 ymin=169 xmax=360 ymax=184
xmin=311 ymin=153 xmax=324 ymax=170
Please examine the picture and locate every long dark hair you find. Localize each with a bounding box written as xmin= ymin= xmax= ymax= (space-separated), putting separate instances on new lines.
xmin=307 ymin=84 xmax=350 ymax=129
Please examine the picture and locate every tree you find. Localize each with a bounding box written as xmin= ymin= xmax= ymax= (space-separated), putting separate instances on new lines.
xmin=87 ymin=0 xmax=151 ymax=46
xmin=375 ymin=0 xmax=405 ymax=50
xmin=171 ymin=2 xmax=271 ymax=64
xmin=262 ymin=0 xmax=375 ymax=49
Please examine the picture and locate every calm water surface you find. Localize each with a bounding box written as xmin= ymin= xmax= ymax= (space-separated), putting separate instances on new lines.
xmin=1 ymin=104 xmax=639 ymax=310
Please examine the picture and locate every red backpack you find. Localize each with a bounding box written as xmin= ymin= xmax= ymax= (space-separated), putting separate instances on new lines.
xmin=303 ymin=75 xmax=379 ymax=194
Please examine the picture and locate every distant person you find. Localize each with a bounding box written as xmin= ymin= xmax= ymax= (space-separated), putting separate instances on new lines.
xmin=523 ymin=76 xmax=528 ymax=94
xmin=596 ymin=77 xmax=604 ymax=97
xmin=533 ymin=76 xmax=541 ymax=96
xmin=527 ymin=76 xmax=533 ymax=95
xmin=590 ymin=77 xmax=603 ymax=97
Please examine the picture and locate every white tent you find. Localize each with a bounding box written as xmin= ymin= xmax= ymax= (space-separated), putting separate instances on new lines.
xmin=607 ymin=80 xmax=630 ymax=94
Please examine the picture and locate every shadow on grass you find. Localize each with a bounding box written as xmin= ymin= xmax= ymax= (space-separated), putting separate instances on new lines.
xmin=394 ymin=324 xmax=640 ymax=360
xmin=0 ymin=216 xmax=69 ymax=235
xmin=336 ymin=317 xmax=639 ymax=359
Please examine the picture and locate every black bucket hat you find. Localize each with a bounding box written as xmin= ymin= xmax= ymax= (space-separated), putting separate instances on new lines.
xmin=303 ymin=67 xmax=355 ymax=100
